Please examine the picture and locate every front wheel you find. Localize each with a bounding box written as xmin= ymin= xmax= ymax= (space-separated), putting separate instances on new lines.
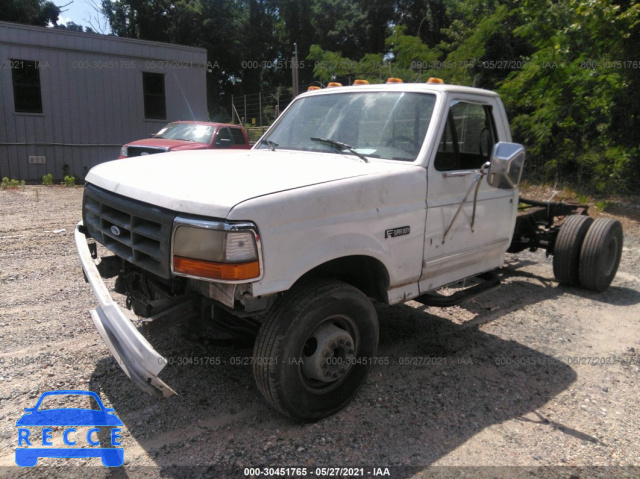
xmin=253 ymin=279 xmax=378 ymax=420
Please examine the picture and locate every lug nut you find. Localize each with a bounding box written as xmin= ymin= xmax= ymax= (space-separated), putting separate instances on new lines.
xmin=330 ymin=341 xmax=337 ymax=349
xmin=348 ymin=349 xmax=354 ymax=355
xmin=339 ymin=338 xmax=345 ymax=345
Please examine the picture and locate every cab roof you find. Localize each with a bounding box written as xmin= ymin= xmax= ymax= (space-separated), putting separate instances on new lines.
xmin=300 ymin=82 xmax=499 ymax=98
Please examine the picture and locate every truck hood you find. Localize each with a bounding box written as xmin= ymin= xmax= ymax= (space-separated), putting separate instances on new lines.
xmin=86 ymin=149 xmax=412 ymax=218
xmin=125 ymin=138 xmax=208 ymax=150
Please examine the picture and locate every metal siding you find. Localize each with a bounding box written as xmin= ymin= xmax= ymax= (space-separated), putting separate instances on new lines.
xmin=0 ymin=45 xmax=10 ymax=144
xmin=51 ymin=49 xmax=66 ymax=145
xmin=0 ymin=21 xmax=207 ymax=180
xmin=10 ymin=146 xmax=20 ymax=180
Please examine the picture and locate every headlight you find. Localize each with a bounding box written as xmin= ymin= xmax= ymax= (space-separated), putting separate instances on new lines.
xmin=120 ymin=146 xmax=128 ymax=157
xmin=172 ymin=219 xmax=261 ymax=282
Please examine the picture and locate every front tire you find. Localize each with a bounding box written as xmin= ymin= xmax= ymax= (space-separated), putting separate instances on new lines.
xmin=253 ymin=279 xmax=378 ymax=420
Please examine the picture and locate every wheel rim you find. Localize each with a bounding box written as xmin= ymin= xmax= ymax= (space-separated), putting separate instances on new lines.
xmin=299 ymin=315 xmax=359 ymax=394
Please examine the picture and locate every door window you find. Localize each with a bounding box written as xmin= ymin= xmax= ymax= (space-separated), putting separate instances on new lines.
xmin=215 ymin=127 xmax=232 ymax=147
xmin=230 ymin=127 xmax=247 ymax=146
xmin=434 ymin=102 xmax=497 ymax=171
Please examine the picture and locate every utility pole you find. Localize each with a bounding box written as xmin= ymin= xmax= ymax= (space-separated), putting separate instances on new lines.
xmin=292 ymin=43 xmax=299 ymax=97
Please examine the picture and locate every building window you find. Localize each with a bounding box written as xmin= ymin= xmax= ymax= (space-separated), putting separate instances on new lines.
xmin=142 ymin=72 xmax=166 ymax=120
xmin=12 ymin=59 xmax=43 ymax=113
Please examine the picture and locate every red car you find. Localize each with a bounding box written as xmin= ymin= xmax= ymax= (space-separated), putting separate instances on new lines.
xmin=119 ymin=121 xmax=250 ymax=158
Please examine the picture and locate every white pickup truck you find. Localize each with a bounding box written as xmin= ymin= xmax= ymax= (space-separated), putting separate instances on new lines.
xmin=76 ymin=80 xmax=623 ymax=420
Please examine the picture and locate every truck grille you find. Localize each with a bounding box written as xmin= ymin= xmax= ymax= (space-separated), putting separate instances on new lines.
xmin=82 ymin=184 xmax=176 ymax=279
xmin=126 ymin=146 xmax=169 ymax=157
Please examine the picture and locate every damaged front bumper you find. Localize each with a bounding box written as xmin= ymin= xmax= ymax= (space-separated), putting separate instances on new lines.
xmin=74 ymin=222 xmax=176 ymax=397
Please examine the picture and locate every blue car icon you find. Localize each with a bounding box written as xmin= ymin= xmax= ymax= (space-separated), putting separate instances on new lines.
xmin=15 ymin=390 xmax=124 ymax=467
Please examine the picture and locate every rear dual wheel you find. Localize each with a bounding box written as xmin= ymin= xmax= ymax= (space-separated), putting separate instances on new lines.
xmin=553 ymin=215 xmax=593 ymax=285
xmin=553 ymin=216 xmax=623 ymax=292
xmin=579 ymin=218 xmax=623 ymax=292
xmin=253 ymin=279 xmax=378 ymax=420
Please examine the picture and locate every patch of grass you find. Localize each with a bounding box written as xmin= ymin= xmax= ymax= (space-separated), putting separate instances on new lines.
xmin=595 ymin=200 xmax=614 ymax=212
xmin=1 ymin=177 xmax=25 ymax=190
xmin=63 ymin=175 xmax=75 ymax=187
xmin=521 ymin=183 xmax=594 ymax=205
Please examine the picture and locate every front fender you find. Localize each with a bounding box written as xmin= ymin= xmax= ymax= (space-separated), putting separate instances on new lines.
xmin=228 ymin=166 xmax=428 ymax=298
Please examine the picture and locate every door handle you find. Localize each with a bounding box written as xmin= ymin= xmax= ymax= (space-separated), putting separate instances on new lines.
xmin=443 ymin=170 xmax=475 ymax=178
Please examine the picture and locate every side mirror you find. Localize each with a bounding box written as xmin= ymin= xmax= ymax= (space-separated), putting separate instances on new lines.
xmin=487 ymin=142 xmax=525 ymax=189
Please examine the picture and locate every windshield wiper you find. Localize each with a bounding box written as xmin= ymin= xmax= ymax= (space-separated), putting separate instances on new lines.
xmin=310 ymin=137 xmax=369 ymax=163
xmin=265 ymin=140 xmax=278 ymax=151
xmin=176 ymin=138 xmax=198 ymax=142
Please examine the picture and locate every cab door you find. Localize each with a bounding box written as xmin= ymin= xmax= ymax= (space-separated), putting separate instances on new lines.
xmin=419 ymin=96 xmax=518 ymax=292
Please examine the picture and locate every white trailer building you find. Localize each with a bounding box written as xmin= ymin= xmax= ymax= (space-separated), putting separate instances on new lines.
xmin=0 ymin=21 xmax=208 ymax=181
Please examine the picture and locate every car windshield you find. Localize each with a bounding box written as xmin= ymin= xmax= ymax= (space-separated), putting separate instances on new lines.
xmin=153 ymin=123 xmax=214 ymax=143
xmin=37 ymin=394 xmax=101 ymax=411
xmin=257 ymin=91 xmax=436 ymax=161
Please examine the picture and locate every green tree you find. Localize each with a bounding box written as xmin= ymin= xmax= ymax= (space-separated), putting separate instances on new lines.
xmin=54 ymin=21 xmax=95 ymax=32
xmin=101 ymin=0 xmax=251 ymax=118
xmin=0 ymin=0 xmax=60 ymax=26
xmin=394 ymin=0 xmax=448 ymax=47
xmin=500 ymin=0 xmax=640 ymax=192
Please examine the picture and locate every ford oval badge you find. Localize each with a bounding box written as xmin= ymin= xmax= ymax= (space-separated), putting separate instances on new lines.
xmin=110 ymin=225 xmax=121 ymax=236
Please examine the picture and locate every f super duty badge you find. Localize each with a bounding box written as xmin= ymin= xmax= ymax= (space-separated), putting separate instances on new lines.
xmin=385 ymin=226 xmax=410 ymax=238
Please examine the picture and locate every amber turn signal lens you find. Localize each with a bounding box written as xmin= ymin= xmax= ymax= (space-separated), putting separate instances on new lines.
xmin=173 ymin=256 xmax=260 ymax=281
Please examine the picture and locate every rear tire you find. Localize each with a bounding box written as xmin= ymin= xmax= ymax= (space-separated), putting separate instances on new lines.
xmin=553 ymin=215 xmax=593 ymax=285
xmin=253 ymin=279 xmax=378 ymax=420
xmin=579 ymin=218 xmax=623 ymax=292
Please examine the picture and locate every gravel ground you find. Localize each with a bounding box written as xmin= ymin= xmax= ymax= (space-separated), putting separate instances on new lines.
xmin=0 ymin=186 xmax=638 ymax=478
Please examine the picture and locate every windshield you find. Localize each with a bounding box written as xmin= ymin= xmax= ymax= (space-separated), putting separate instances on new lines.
xmin=37 ymin=394 xmax=101 ymax=411
xmin=153 ymin=123 xmax=214 ymax=143
xmin=257 ymin=91 xmax=436 ymax=161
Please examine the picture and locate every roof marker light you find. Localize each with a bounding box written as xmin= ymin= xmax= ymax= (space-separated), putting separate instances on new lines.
xmin=327 ymin=82 xmax=342 ymax=87
xmin=353 ymin=79 xmax=369 ymax=85
xmin=307 ymin=86 xmax=321 ymax=91
xmin=427 ymin=77 xmax=444 ymax=84
xmin=386 ymin=77 xmax=403 ymax=83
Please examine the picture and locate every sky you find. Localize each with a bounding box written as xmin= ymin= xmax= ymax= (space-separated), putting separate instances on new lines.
xmin=55 ymin=0 xmax=111 ymax=33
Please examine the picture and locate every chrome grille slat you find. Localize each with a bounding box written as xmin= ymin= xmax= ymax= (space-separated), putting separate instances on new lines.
xmin=82 ymin=184 xmax=176 ymax=279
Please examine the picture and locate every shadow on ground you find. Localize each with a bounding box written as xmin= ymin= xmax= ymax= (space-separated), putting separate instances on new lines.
xmin=86 ymin=260 xmax=598 ymax=478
